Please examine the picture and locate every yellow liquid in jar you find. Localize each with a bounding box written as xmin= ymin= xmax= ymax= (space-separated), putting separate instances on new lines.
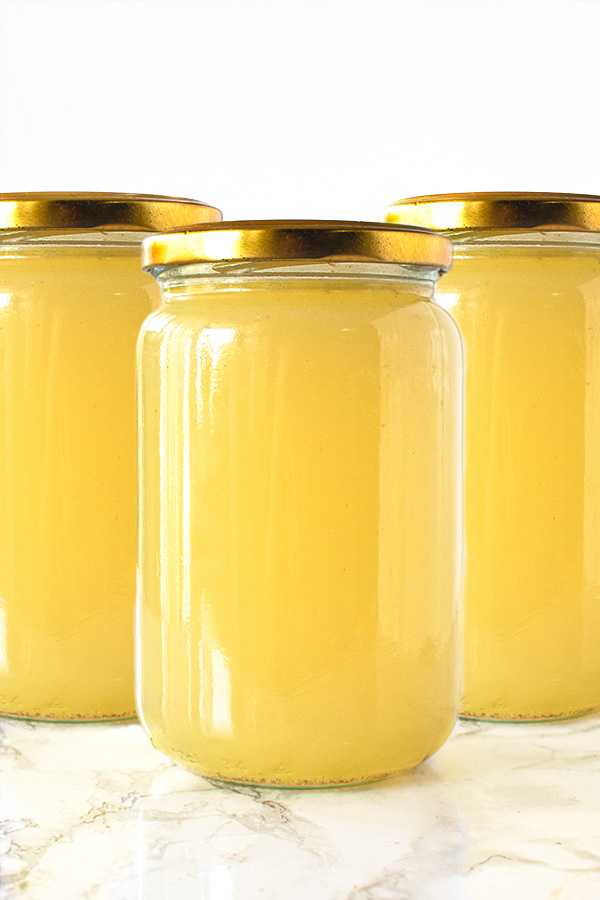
xmin=0 ymin=242 xmax=157 ymax=720
xmin=137 ymin=273 xmax=462 ymax=786
xmin=437 ymin=244 xmax=600 ymax=720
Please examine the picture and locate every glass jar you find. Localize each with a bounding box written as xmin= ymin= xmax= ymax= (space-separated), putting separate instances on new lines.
xmin=138 ymin=221 xmax=462 ymax=787
xmin=385 ymin=192 xmax=600 ymax=721
xmin=0 ymin=192 xmax=221 ymax=721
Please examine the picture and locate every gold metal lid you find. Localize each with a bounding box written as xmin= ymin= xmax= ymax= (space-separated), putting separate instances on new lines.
xmin=142 ymin=220 xmax=453 ymax=270
xmin=0 ymin=192 xmax=222 ymax=232
xmin=383 ymin=192 xmax=600 ymax=233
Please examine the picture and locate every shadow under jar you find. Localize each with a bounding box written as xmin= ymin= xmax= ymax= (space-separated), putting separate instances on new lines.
xmin=385 ymin=192 xmax=600 ymax=722
xmin=0 ymin=193 xmax=221 ymax=722
xmin=137 ymin=221 xmax=463 ymax=787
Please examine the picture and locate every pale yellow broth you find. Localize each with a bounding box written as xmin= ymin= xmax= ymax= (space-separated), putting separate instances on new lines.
xmin=437 ymin=244 xmax=600 ymax=720
xmin=137 ymin=274 xmax=462 ymax=785
xmin=0 ymin=243 xmax=157 ymax=720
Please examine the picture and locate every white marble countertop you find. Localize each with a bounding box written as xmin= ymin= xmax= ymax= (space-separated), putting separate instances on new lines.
xmin=1 ymin=713 xmax=599 ymax=900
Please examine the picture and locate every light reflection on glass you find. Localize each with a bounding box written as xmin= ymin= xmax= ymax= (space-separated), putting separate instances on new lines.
xmin=433 ymin=290 xmax=460 ymax=312
xmin=0 ymin=602 xmax=8 ymax=673
xmin=182 ymin=334 xmax=194 ymax=723
xmin=197 ymin=327 xmax=236 ymax=432
xmin=158 ymin=334 xmax=171 ymax=718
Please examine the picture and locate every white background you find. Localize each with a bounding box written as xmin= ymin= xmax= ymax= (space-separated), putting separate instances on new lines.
xmin=1 ymin=0 xmax=599 ymax=221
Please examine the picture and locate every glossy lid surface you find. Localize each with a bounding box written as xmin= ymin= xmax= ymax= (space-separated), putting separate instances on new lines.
xmin=384 ymin=192 xmax=600 ymax=233
xmin=0 ymin=192 xmax=222 ymax=232
xmin=143 ymin=220 xmax=453 ymax=270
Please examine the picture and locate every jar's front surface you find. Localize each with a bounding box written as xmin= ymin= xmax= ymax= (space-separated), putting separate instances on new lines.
xmin=385 ymin=194 xmax=600 ymax=721
xmin=0 ymin=193 xmax=222 ymax=721
xmin=138 ymin=222 xmax=462 ymax=786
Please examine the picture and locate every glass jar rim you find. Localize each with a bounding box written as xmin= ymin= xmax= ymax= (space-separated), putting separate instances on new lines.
xmin=383 ymin=192 xmax=600 ymax=234
xmin=0 ymin=192 xmax=222 ymax=233
xmin=142 ymin=220 xmax=453 ymax=272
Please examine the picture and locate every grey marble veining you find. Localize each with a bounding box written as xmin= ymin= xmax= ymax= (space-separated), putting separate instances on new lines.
xmin=1 ymin=714 xmax=599 ymax=899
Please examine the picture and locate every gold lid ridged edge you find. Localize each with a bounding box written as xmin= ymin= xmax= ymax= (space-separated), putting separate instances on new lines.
xmin=383 ymin=192 xmax=600 ymax=233
xmin=0 ymin=192 xmax=222 ymax=232
xmin=142 ymin=220 xmax=453 ymax=270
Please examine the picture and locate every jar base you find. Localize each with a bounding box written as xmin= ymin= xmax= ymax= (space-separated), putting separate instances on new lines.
xmin=0 ymin=710 xmax=138 ymax=724
xmin=202 ymin=770 xmax=398 ymax=790
xmin=146 ymin=737 xmax=431 ymax=789
xmin=459 ymin=704 xmax=600 ymax=723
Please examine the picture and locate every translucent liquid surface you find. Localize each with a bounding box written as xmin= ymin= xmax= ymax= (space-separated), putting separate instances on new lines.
xmin=0 ymin=243 xmax=156 ymax=720
xmin=137 ymin=273 xmax=462 ymax=786
xmin=438 ymin=244 xmax=600 ymax=720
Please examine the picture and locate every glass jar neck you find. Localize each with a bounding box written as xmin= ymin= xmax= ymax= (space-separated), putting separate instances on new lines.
xmin=0 ymin=230 xmax=145 ymax=249
xmin=154 ymin=260 xmax=442 ymax=302
xmin=448 ymin=229 xmax=600 ymax=255
xmin=0 ymin=232 xmax=146 ymax=261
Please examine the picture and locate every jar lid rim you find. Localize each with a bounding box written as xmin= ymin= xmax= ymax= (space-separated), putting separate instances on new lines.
xmin=0 ymin=192 xmax=222 ymax=232
xmin=383 ymin=192 xmax=600 ymax=233
xmin=142 ymin=220 xmax=453 ymax=270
